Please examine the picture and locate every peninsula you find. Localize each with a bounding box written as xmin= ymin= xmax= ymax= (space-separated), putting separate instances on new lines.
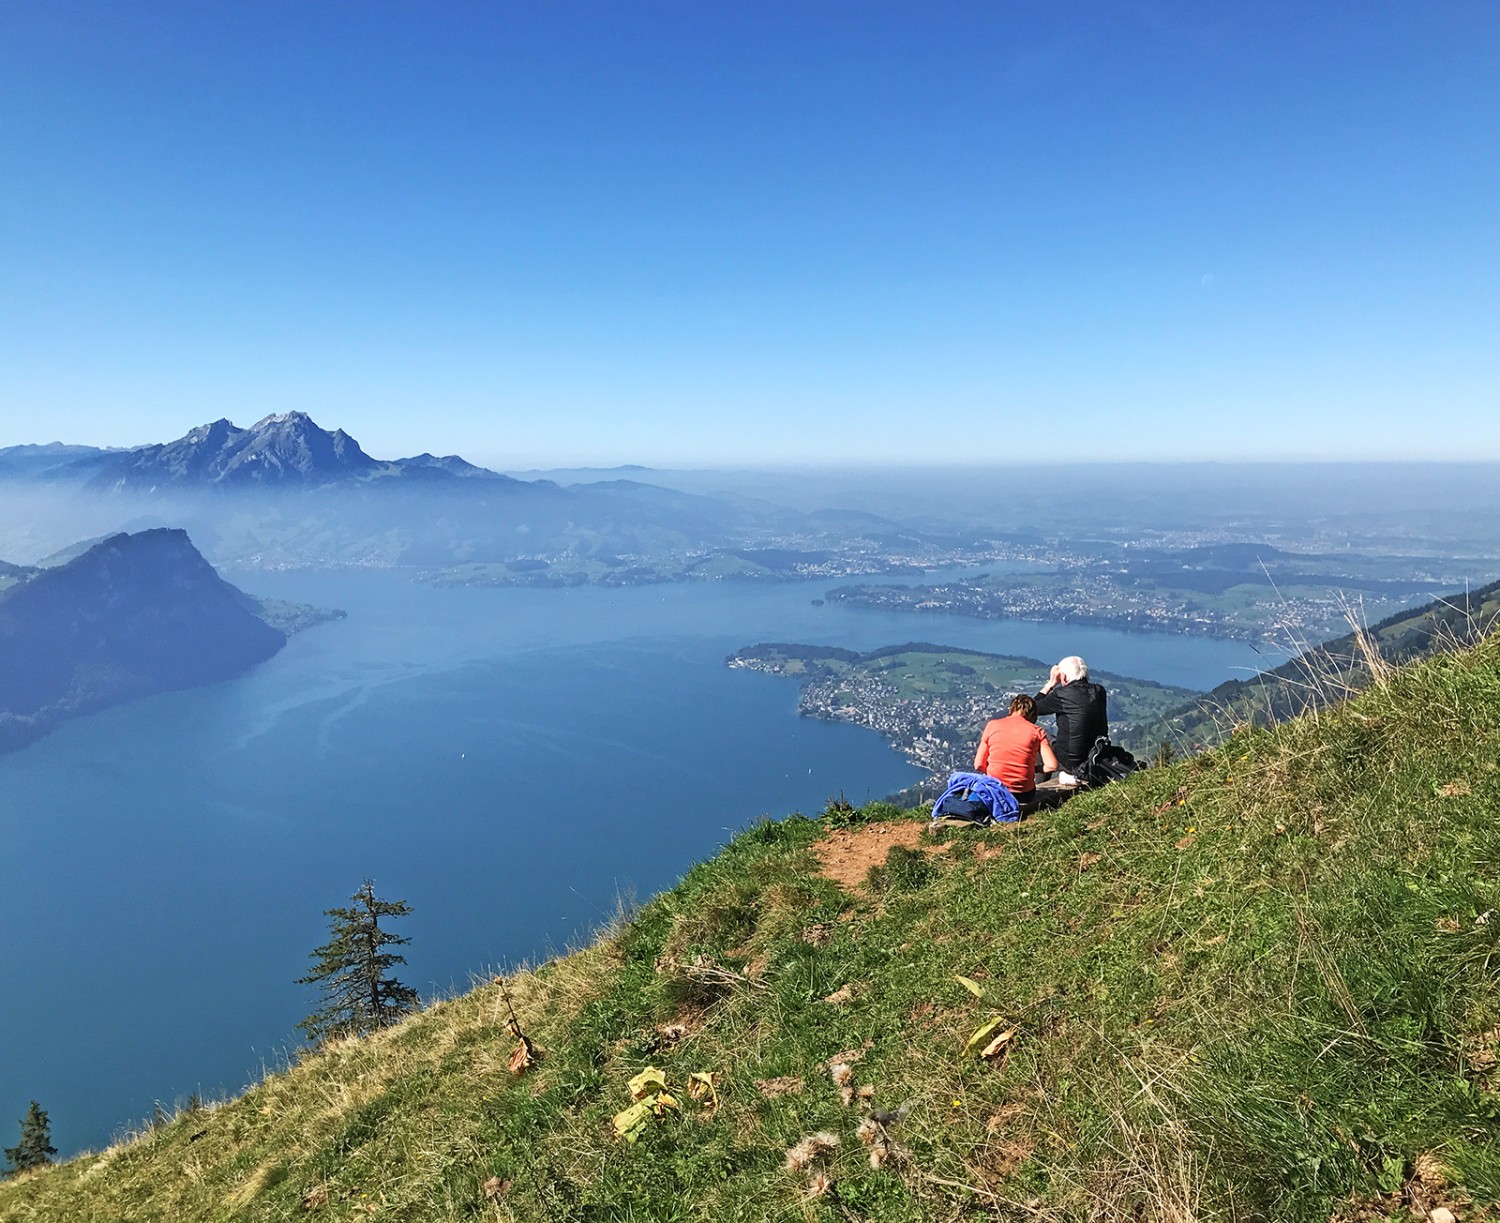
xmin=727 ymin=641 xmax=1197 ymax=773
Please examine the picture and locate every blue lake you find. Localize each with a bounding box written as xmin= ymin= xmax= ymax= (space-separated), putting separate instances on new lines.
xmin=0 ymin=569 xmax=1268 ymax=1155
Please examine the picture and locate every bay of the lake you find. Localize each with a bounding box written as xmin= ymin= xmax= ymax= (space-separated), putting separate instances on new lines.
xmin=0 ymin=568 xmax=1268 ymax=1154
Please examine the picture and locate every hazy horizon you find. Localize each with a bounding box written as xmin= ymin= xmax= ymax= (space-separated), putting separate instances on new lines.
xmin=10 ymin=416 xmax=1500 ymax=477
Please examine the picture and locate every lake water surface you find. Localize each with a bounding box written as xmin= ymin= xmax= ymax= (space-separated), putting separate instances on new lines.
xmin=0 ymin=570 xmax=1267 ymax=1154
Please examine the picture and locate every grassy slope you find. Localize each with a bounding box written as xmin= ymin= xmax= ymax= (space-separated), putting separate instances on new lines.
xmin=1142 ymin=577 xmax=1500 ymax=754
xmin=6 ymin=634 xmax=1500 ymax=1222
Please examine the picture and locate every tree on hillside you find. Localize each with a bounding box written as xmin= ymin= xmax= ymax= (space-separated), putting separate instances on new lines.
xmin=297 ymin=881 xmax=419 ymax=1045
xmin=3 ymin=1101 xmax=57 ymax=1176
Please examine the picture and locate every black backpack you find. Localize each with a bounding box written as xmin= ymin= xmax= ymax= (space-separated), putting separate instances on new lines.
xmin=1079 ymin=737 xmax=1142 ymax=788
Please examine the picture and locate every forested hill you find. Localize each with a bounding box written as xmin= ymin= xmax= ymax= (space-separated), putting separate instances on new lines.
xmin=0 ymin=529 xmax=302 ymax=753
xmin=1140 ymin=576 xmax=1500 ymax=752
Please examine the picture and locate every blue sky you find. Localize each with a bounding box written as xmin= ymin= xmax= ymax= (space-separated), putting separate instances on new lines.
xmin=2 ymin=2 xmax=1497 ymax=467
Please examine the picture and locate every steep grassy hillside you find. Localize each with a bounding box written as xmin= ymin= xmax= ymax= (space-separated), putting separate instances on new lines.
xmin=5 ymin=632 xmax=1500 ymax=1221
xmin=1143 ymin=577 xmax=1500 ymax=754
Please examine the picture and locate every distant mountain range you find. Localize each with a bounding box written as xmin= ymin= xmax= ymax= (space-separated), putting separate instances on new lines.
xmin=0 ymin=415 xmax=956 ymax=577
xmin=0 ymin=529 xmax=338 ymax=753
xmin=0 ymin=441 xmax=121 ymax=480
xmin=10 ymin=413 xmax=515 ymax=490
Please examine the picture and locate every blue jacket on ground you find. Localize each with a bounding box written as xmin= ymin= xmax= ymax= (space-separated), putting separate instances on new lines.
xmin=930 ymin=771 xmax=1021 ymax=824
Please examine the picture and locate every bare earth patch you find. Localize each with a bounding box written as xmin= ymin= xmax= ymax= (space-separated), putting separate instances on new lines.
xmin=814 ymin=821 xmax=948 ymax=894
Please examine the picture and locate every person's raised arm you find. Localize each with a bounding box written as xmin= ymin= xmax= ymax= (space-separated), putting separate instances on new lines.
xmin=1032 ymin=687 xmax=1064 ymax=716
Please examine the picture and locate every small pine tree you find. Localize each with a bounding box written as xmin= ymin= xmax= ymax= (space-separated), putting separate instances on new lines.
xmin=4 ymin=1101 xmax=57 ymax=1175
xmin=297 ymin=880 xmax=419 ymax=1045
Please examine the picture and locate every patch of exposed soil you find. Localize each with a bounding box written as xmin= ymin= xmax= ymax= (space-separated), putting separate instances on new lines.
xmin=814 ymin=821 xmax=948 ymax=894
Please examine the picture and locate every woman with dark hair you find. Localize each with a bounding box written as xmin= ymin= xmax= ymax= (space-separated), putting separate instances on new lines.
xmin=973 ymin=694 xmax=1059 ymax=808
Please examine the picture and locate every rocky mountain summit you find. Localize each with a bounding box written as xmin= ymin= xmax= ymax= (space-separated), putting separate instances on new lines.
xmin=0 ymin=528 xmax=313 ymax=752
xmin=75 ymin=413 xmax=509 ymax=491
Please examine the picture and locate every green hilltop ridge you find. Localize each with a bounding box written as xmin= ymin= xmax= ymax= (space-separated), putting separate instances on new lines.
xmin=1141 ymin=576 xmax=1500 ymax=753
xmin=6 ymin=631 xmax=1500 ymax=1220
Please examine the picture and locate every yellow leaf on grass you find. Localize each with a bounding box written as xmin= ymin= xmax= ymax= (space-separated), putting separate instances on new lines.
xmin=628 ymin=1067 xmax=668 ymax=1101
xmin=614 ymin=1089 xmax=680 ymax=1141
xmin=954 ymin=975 xmax=985 ymax=998
xmin=612 ymin=1100 xmax=653 ymax=1143
xmin=688 ymin=1072 xmax=719 ymax=1106
xmin=964 ymin=1015 xmax=1008 ymax=1057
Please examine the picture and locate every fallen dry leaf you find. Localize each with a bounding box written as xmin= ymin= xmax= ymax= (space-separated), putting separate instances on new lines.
xmin=687 ymin=1071 xmax=718 ymax=1107
xmin=507 ymin=1042 xmax=532 ymax=1076
xmin=980 ymin=1026 xmax=1019 ymax=1060
xmin=481 ymin=1177 xmax=512 ymax=1199
xmin=627 ymin=1067 xmax=668 ymax=1101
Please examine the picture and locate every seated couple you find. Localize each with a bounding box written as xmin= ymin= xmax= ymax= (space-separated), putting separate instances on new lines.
xmin=973 ymin=655 xmax=1109 ymax=806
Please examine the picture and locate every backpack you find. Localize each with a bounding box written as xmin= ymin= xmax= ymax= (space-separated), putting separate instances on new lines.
xmin=1078 ymin=737 xmax=1142 ymax=788
xmin=930 ymin=772 xmax=1021 ymax=825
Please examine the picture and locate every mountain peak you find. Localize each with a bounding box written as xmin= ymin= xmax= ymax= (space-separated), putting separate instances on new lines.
xmin=68 ymin=416 xmax=505 ymax=491
xmin=183 ymin=418 xmax=242 ymax=444
xmin=250 ymin=411 xmax=315 ymax=430
xmin=86 ymin=414 xmax=380 ymax=489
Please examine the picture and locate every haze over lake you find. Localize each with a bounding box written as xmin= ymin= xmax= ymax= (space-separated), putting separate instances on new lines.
xmin=0 ymin=568 xmax=1264 ymax=1155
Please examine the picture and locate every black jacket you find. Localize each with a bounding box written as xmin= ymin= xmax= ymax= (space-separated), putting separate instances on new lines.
xmin=1032 ymin=680 xmax=1109 ymax=773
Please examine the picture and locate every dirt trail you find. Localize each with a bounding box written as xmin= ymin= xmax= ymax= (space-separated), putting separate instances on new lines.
xmin=813 ymin=821 xmax=950 ymax=894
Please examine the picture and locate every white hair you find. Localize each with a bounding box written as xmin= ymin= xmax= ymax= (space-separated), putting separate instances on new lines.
xmin=1057 ymin=656 xmax=1088 ymax=682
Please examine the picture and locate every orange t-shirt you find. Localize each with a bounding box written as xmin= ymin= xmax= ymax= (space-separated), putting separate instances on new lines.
xmin=973 ymin=715 xmax=1050 ymax=794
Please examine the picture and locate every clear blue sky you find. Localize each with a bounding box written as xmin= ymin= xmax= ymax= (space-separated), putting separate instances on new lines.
xmin=2 ymin=2 xmax=1497 ymax=467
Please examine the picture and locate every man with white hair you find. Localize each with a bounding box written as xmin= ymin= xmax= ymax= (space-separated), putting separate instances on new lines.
xmin=1032 ymin=655 xmax=1109 ymax=787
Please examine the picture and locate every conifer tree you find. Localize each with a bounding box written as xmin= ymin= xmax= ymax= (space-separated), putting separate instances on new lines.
xmin=297 ymin=880 xmax=419 ymax=1045
xmin=3 ymin=1100 xmax=57 ymax=1175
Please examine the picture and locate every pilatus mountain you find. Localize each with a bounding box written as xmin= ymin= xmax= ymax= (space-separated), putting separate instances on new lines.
xmin=74 ymin=412 xmax=510 ymax=491
xmin=0 ymin=529 xmax=328 ymax=753
xmin=0 ymin=414 xmax=952 ymax=578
